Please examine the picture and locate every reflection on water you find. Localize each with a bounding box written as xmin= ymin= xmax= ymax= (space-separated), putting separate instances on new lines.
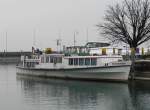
xmin=1 ymin=64 xmax=150 ymax=110
xmin=17 ymin=76 xmax=133 ymax=110
xmin=129 ymin=81 xmax=150 ymax=110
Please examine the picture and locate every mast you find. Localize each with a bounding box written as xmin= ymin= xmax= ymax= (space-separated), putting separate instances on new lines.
xmin=74 ymin=31 xmax=76 ymax=47
xmin=56 ymin=30 xmax=62 ymax=52
xmin=33 ymin=29 xmax=36 ymax=47
xmin=6 ymin=32 xmax=7 ymax=52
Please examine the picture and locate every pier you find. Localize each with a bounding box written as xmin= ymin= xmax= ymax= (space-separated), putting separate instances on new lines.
xmin=132 ymin=60 xmax=150 ymax=80
xmin=0 ymin=52 xmax=31 ymax=63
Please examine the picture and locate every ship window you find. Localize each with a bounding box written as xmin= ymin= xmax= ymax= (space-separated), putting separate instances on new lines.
xmin=46 ymin=57 xmax=49 ymax=63
xmin=79 ymin=58 xmax=84 ymax=65
xmin=27 ymin=62 xmax=29 ymax=67
xmin=85 ymin=58 xmax=90 ymax=65
xmin=31 ymin=62 xmax=35 ymax=67
xmin=27 ymin=62 xmax=32 ymax=67
xmin=69 ymin=58 xmax=73 ymax=65
xmin=74 ymin=58 xmax=78 ymax=65
xmin=91 ymin=58 xmax=97 ymax=65
xmin=50 ymin=56 xmax=54 ymax=63
xmin=41 ymin=57 xmax=44 ymax=63
xmin=57 ymin=57 xmax=62 ymax=63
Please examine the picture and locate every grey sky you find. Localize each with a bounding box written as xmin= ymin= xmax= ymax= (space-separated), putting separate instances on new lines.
xmin=0 ymin=0 xmax=121 ymax=51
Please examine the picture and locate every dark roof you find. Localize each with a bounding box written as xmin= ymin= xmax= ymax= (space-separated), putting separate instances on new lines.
xmin=85 ymin=42 xmax=110 ymax=48
xmin=66 ymin=46 xmax=86 ymax=48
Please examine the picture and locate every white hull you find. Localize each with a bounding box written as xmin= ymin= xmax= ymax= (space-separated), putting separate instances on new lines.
xmin=16 ymin=65 xmax=131 ymax=82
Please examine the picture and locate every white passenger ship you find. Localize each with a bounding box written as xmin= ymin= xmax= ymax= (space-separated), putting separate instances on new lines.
xmin=16 ymin=43 xmax=131 ymax=82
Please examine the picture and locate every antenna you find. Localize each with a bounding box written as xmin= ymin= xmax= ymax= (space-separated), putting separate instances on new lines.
xmin=59 ymin=30 xmax=62 ymax=51
xmin=74 ymin=32 xmax=76 ymax=47
xmin=86 ymin=28 xmax=88 ymax=43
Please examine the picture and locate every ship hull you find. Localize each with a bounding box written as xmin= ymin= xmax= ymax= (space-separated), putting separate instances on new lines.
xmin=16 ymin=65 xmax=131 ymax=82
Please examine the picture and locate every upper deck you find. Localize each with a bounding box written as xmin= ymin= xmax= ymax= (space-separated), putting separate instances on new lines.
xmin=20 ymin=52 xmax=123 ymax=69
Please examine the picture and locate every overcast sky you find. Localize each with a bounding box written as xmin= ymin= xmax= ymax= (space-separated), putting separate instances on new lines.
xmin=0 ymin=0 xmax=122 ymax=51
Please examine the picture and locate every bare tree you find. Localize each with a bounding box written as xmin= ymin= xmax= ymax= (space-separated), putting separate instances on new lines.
xmin=98 ymin=0 xmax=150 ymax=50
xmin=97 ymin=0 xmax=150 ymax=79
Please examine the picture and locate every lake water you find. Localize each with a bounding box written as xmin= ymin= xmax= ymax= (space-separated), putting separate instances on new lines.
xmin=0 ymin=64 xmax=150 ymax=110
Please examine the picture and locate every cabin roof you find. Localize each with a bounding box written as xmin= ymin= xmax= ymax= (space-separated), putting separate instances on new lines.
xmin=64 ymin=55 xmax=122 ymax=59
xmin=41 ymin=53 xmax=64 ymax=57
xmin=85 ymin=42 xmax=110 ymax=48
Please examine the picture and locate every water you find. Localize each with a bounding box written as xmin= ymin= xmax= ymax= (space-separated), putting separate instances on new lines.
xmin=0 ymin=64 xmax=150 ymax=110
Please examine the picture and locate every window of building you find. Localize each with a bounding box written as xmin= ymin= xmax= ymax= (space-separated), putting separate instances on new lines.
xmin=85 ymin=58 xmax=90 ymax=65
xmin=118 ymin=49 xmax=122 ymax=55
xmin=69 ymin=58 xmax=73 ymax=65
